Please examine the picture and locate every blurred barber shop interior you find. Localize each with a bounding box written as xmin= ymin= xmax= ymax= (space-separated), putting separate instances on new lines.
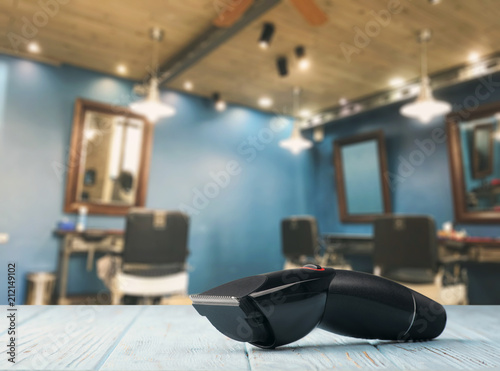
xmin=1 ymin=0 xmax=500 ymax=306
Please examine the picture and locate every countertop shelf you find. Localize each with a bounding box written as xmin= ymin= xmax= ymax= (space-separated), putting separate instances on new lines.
xmin=54 ymin=229 xmax=124 ymax=236
xmin=1 ymin=305 xmax=499 ymax=370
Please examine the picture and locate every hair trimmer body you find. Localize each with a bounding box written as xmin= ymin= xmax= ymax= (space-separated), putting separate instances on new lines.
xmin=190 ymin=265 xmax=446 ymax=349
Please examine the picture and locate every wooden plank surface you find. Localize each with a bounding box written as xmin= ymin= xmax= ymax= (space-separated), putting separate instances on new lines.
xmin=0 ymin=305 xmax=144 ymax=370
xmin=100 ymin=306 xmax=250 ymax=370
xmin=368 ymin=306 xmax=500 ymax=370
xmin=0 ymin=306 xmax=51 ymax=336
xmin=245 ymin=306 xmax=500 ymax=370
xmin=0 ymin=305 xmax=499 ymax=370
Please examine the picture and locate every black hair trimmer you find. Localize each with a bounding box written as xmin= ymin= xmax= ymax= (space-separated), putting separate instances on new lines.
xmin=190 ymin=265 xmax=446 ymax=349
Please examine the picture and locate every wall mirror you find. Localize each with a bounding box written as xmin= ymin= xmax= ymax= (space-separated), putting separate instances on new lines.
xmin=64 ymin=99 xmax=153 ymax=215
xmin=447 ymin=102 xmax=500 ymax=223
xmin=472 ymin=124 xmax=494 ymax=179
xmin=333 ymin=130 xmax=392 ymax=223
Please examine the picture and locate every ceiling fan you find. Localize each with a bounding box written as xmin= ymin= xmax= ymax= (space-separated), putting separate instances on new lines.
xmin=289 ymin=0 xmax=328 ymax=26
xmin=213 ymin=0 xmax=328 ymax=28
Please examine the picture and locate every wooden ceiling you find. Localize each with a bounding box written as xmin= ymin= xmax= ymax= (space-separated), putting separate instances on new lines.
xmin=2 ymin=0 xmax=500 ymax=115
xmin=167 ymin=0 xmax=500 ymax=114
xmin=0 ymin=0 xmax=217 ymax=77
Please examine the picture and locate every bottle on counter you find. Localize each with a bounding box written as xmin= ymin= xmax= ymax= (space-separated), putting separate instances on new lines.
xmin=76 ymin=206 xmax=88 ymax=232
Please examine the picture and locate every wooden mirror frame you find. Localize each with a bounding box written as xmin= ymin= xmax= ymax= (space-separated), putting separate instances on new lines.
xmin=333 ymin=130 xmax=392 ymax=223
xmin=447 ymin=101 xmax=500 ymax=224
xmin=64 ymin=99 xmax=153 ymax=215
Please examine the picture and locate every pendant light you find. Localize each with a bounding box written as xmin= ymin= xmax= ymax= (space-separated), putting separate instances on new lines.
xmin=279 ymin=88 xmax=313 ymax=154
xmin=130 ymin=27 xmax=176 ymax=123
xmin=400 ymin=29 xmax=451 ymax=123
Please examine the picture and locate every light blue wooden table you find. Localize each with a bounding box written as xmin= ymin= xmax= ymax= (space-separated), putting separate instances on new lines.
xmin=1 ymin=305 xmax=499 ymax=370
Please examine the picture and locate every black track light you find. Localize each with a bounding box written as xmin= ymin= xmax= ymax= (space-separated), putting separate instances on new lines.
xmin=258 ymin=22 xmax=275 ymax=49
xmin=295 ymin=46 xmax=310 ymax=70
xmin=212 ymin=92 xmax=226 ymax=112
xmin=276 ymin=56 xmax=288 ymax=77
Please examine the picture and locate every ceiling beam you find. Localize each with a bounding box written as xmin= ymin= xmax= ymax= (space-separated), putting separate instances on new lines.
xmin=300 ymin=52 xmax=500 ymax=129
xmin=156 ymin=0 xmax=282 ymax=85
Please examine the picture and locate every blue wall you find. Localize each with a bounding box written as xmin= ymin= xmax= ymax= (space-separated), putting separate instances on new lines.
xmin=0 ymin=55 xmax=311 ymax=304
xmin=1 ymin=54 xmax=499 ymax=305
xmin=310 ymin=73 xmax=500 ymax=237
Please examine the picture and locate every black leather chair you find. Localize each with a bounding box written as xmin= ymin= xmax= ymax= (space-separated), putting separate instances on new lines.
xmin=281 ymin=216 xmax=318 ymax=267
xmin=110 ymin=209 xmax=190 ymax=304
xmin=281 ymin=216 xmax=351 ymax=269
xmin=373 ymin=215 xmax=467 ymax=304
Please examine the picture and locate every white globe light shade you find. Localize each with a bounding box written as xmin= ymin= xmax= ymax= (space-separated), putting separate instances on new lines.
xmin=400 ymin=77 xmax=451 ymax=123
xmin=130 ymin=78 xmax=176 ymax=123
xmin=400 ymin=99 xmax=452 ymax=123
xmin=279 ymin=125 xmax=313 ymax=154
